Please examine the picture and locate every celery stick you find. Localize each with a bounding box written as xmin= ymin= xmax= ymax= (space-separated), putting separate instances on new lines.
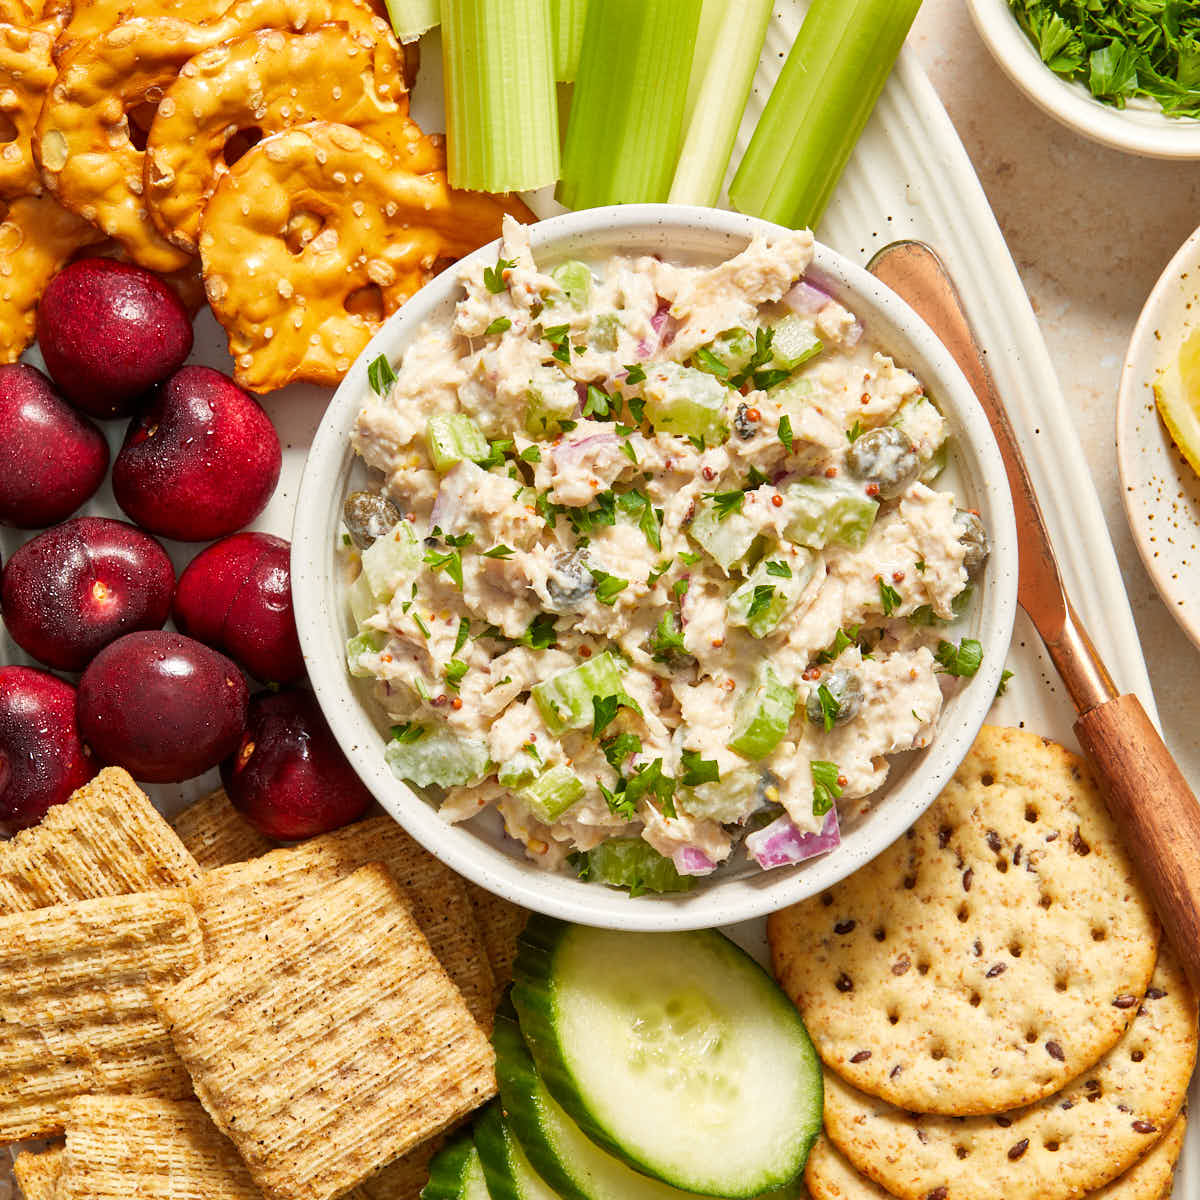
xmin=442 ymin=0 xmax=560 ymax=192
xmin=384 ymin=0 xmax=439 ymax=40
xmin=729 ymin=0 xmax=921 ymax=230
xmin=558 ymin=0 xmax=702 ymax=209
xmin=668 ymin=0 xmax=771 ymax=207
xmin=551 ymin=0 xmax=588 ymax=82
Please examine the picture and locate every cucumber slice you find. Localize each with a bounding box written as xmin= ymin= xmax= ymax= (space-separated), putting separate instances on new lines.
xmin=512 ymin=918 xmax=821 ymax=1198
xmin=495 ymin=1002 xmax=800 ymax=1200
xmin=642 ymin=363 xmax=729 ymax=443
xmin=475 ymin=1102 xmax=561 ymax=1200
xmin=728 ymin=664 xmax=796 ymax=760
xmin=421 ymin=1134 xmax=490 ymax=1200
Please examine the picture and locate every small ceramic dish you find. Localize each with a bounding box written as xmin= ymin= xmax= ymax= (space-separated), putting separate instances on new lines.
xmin=1117 ymin=223 xmax=1200 ymax=650
xmin=967 ymin=0 xmax=1200 ymax=160
xmin=291 ymin=205 xmax=1018 ymax=931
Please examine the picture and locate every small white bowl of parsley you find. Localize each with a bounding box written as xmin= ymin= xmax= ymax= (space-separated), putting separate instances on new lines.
xmin=968 ymin=0 xmax=1200 ymax=158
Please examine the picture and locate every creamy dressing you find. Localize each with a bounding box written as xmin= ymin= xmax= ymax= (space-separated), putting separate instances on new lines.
xmin=344 ymin=219 xmax=986 ymax=887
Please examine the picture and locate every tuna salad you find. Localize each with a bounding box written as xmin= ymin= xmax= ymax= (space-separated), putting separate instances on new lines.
xmin=341 ymin=217 xmax=989 ymax=895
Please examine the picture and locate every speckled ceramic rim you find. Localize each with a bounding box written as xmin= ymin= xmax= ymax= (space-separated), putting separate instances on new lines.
xmin=966 ymin=0 xmax=1200 ymax=160
xmin=292 ymin=205 xmax=1018 ymax=932
xmin=1116 ymin=222 xmax=1200 ymax=651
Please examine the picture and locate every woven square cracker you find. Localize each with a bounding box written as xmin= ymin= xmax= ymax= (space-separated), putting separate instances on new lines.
xmin=170 ymin=787 xmax=273 ymax=869
xmin=57 ymin=1096 xmax=261 ymax=1200
xmin=0 ymin=890 xmax=203 ymax=1141
xmin=157 ymin=864 xmax=497 ymax=1200
xmin=188 ymin=817 xmax=494 ymax=1023
xmin=11 ymin=1145 xmax=64 ymax=1200
xmin=463 ymin=882 xmax=527 ymax=997
xmin=0 ymin=767 xmax=200 ymax=913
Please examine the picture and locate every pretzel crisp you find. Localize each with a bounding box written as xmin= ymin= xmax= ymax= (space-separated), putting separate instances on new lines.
xmin=146 ymin=26 xmax=408 ymax=254
xmin=0 ymin=23 xmax=55 ymax=198
xmin=34 ymin=0 xmax=396 ymax=272
xmin=54 ymin=0 xmax=226 ymax=59
xmin=199 ymin=121 xmax=529 ymax=392
xmin=0 ymin=0 xmax=67 ymax=34
xmin=0 ymin=192 xmax=102 ymax=361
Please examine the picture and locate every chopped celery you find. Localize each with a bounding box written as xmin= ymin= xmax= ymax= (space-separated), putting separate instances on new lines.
xmin=668 ymin=0 xmax=772 ymax=206
xmin=361 ymin=521 xmax=421 ymax=601
xmin=426 ymin=414 xmax=490 ymax=473
xmin=573 ymin=838 xmax=694 ymax=896
xmin=442 ymin=0 xmax=560 ymax=192
xmin=729 ymin=0 xmax=922 ymax=229
xmin=498 ymin=747 xmax=542 ymax=788
xmin=532 ymin=652 xmax=625 ymax=735
xmin=729 ymin=664 xmax=797 ymax=760
xmin=727 ymin=552 xmax=816 ymax=638
xmin=649 ymin=610 xmax=692 ymax=665
xmin=688 ymin=498 xmax=759 ymax=572
xmin=588 ymin=312 xmax=621 ymax=352
xmin=682 ymin=765 xmax=762 ymax=823
xmin=385 ymin=726 xmax=490 ymax=788
xmin=384 ymin=0 xmax=439 ymax=40
xmin=775 ymin=377 xmax=817 ymax=416
xmin=520 ymin=764 xmax=586 ymax=823
xmin=347 ymin=571 xmax=377 ymax=629
xmin=345 ymin=631 xmax=384 ymax=677
xmin=525 ymin=365 xmax=579 ymax=437
xmin=550 ymin=260 xmax=592 ymax=309
xmin=693 ymin=328 xmax=755 ymax=378
xmin=558 ymin=0 xmax=703 ymax=208
xmin=782 ymin=478 xmax=878 ymax=551
xmin=641 ymin=363 xmax=729 ymax=442
xmin=769 ymin=315 xmax=824 ymax=371
xmin=550 ymin=0 xmax=588 ymax=81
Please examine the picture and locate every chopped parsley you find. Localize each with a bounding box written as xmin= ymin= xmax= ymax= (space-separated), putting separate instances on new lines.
xmin=453 ymin=619 xmax=470 ymax=655
xmin=746 ymin=584 xmax=776 ymax=623
xmin=478 ymin=437 xmax=514 ymax=469
xmin=753 ymin=368 xmax=792 ymax=391
xmin=617 ymin=488 xmax=662 ymax=550
xmin=627 ymin=394 xmax=646 ymax=424
xmin=816 ymin=626 xmax=858 ymax=664
xmin=705 ymin=490 xmax=745 ymax=521
xmin=765 ymin=560 xmax=792 ymax=579
xmin=602 ymin=731 xmax=642 ymax=771
xmin=680 ymin=750 xmax=720 ymax=787
xmin=413 ymin=612 xmax=431 ymax=638
xmin=423 ymin=547 xmax=463 ymax=589
xmin=650 ymin=610 xmax=689 ymax=663
xmin=591 ymin=569 xmax=630 ymax=606
xmin=673 ymin=578 xmax=689 ymax=599
xmin=367 ymin=354 xmax=397 ymax=396
xmin=599 ymin=782 xmax=638 ymax=821
xmin=517 ymin=612 xmax=558 ymax=649
xmin=811 ymin=760 xmax=843 ymax=817
xmin=543 ymin=323 xmax=571 ymax=364
xmin=847 ymin=419 xmax=863 ymax=443
xmin=915 ymin=558 xmax=926 ymax=573
xmin=484 ymin=316 xmax=512 ymax=335
xmin=483 ymin=257 xmax=514 ymax=293
xmin=878 ymin=577 xmax=902 ymax=617
xmin=444 ymin=659 xmax=469 ymax=690
xmin=482 ymin=544 xmax=515 ymax=559
xmin=592 ymin=692 xmax=639 ymax=738
xmin=389 ymin=722 xmax=425 ymax=743
xmin=814 ymin=683 xmax=840 ymax=733
xmin=730 ymin=327 xmax=775 ymax=389
xmin=647 ymin=559 xmax=673 ymax=587
xmin=583 ymin=384 xmax=613 ymax=418
xmin=567 ymin=490 xmax=618 ymax=537
xmin=519 ymin=445 xmax=542 ymax=463
xmin=693 ymin=346 xmax=730 ymax=379
xmin=935 ymin=637 xmax=984 ymax=678
xmin=996 ymin=668 xmax=1014 ymax=698
xmin=620 ymin=440 xmax=638 ymax=464
xmin=625 ymin=758 xmax=677 ymax=820
xmin=624 ymin=363 xmax=647 ymax=385
xmin=778 ymin=413 xmax=794 ymax=451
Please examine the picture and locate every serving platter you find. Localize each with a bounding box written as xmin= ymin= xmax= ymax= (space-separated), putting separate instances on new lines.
xmin=1 ymin=1 xmax=1194 ymax=1193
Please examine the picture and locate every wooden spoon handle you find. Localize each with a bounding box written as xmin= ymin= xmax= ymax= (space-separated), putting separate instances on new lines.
xmin=1075 ymin=693 xmax=1200 ymax=992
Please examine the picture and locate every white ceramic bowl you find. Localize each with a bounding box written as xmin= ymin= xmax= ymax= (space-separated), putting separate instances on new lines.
xmin=967 ymin=0 xmax=1200 ymax=159
xmin=292 ymin=205 xmax=1018 ymax=931
xmin=1117 ymin=222 xmax=1200 ymax=649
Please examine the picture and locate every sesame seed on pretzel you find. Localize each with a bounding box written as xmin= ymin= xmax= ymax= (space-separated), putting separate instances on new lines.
xmin=145 ymin=25 xmax=410 ymax=256
xmin=0 ymin=192 xmax=104 ymax=361
xmin=34 ymin=0 xmax=397 ymax=273
xmin=0 ymin=22 xmax=55 ymax=198
xmin=199 ymin=121 xmax=532 ymax=393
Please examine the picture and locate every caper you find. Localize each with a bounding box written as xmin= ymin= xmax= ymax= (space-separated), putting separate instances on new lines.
xmin=955 ymin=509 xmax=989 ymax=578
xmin=343 ymin=490 xmax=401 ymax=549
xmin=734 ymin=402 xmax=757 ymax=441
xmin=805 ymin=668 xmax=864 ymax=728
xmin=845 ymin=426 xmax=921 ymax=499
xmin=546 ymin=550 xmax=595 ymax=611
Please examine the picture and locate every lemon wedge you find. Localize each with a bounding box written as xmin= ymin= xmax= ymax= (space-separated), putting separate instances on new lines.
xmin=1154 ymin=325 xmax=1200 ymax=478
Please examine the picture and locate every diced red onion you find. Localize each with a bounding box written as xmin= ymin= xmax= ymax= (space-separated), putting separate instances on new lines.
xmin=846 ymin=321 xmax=864 ymax=348
xmin=552 ymin=433 xmax=619 ymax=469
xmin=672 ymin=846 xmax=717 ymax=876
xmin=746 ymin=809 xmax=840 ymax=870
xmin=783 ymin=281 xmax=831 ymax=315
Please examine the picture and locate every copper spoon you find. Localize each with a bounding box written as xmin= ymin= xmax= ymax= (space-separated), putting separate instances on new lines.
xmin=869 ymin=240 xmax=1200 ymax=991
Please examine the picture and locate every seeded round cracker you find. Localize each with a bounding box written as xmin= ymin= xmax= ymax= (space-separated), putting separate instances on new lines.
xmin=821 ymin=947 xmax=1196 ymax=1200
xmin=768 ymin=725 xmax=1160 ymax=1115
xmin=805 ymin=1115 xmax=1187 ymax=1200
